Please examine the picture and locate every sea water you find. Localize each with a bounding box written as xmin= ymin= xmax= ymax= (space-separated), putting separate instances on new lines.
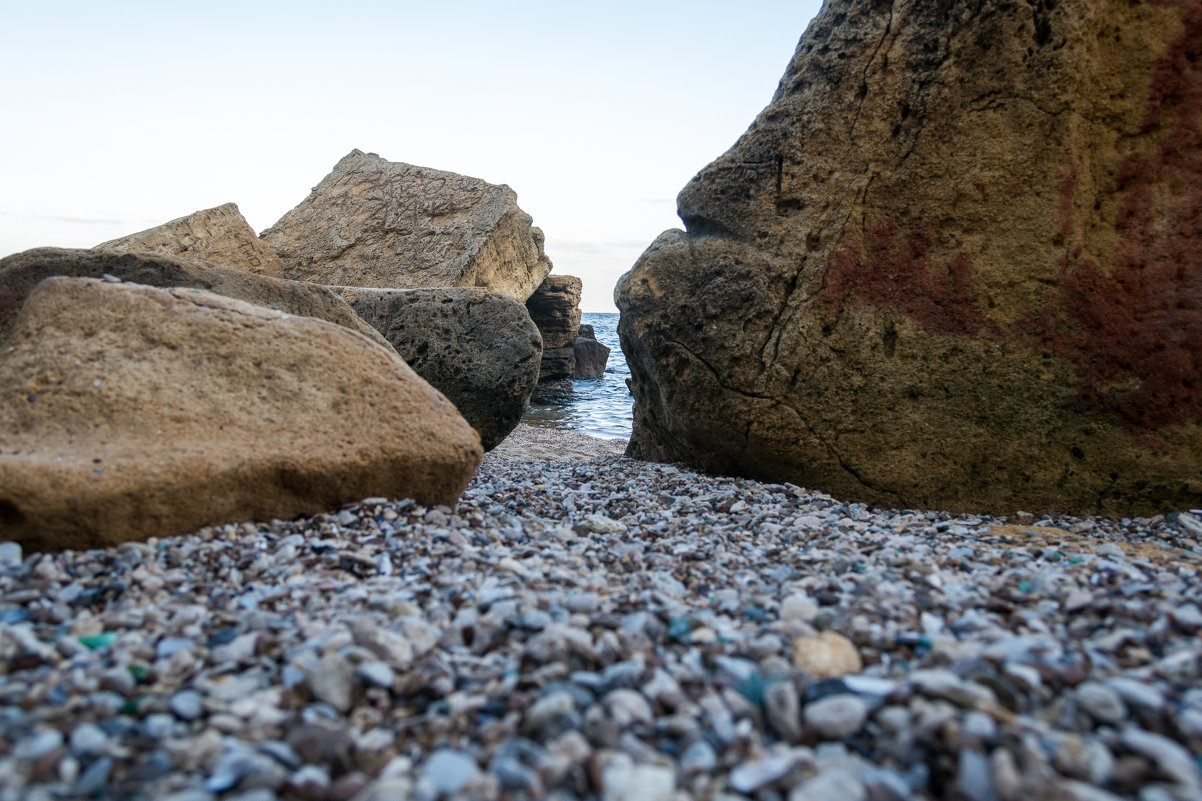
xmin=522 ymin=312 xmax=633 ymax=440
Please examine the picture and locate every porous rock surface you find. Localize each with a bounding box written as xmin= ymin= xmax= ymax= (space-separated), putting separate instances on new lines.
xmin=260 ymin=150 xmax=553 ymax=300
xmin=95 ymin=202 xmax=287 ymax=278
xmin=527 ymin=275 xmax=583 ymax=383
xmin=0 ymin=278 xmax=482 ymax=552
xmin=616 ymin=0 xmax=1202 ymax=515
xmin=574 ymin=324 xmax=611 ymax=379
xmin=342 ymin=286 xmax=543 ymax=451
xmin=0 ymin=247 xmax=395 ymax=354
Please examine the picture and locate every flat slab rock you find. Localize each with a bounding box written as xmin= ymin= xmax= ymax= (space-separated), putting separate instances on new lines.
xmin=616 ymin=0 xmax=1202 ymax=515
xmin=0 ymin=247 xmax=395 ymax=355
xmin=95 ymin=202 xmax=286 ymax=278
xmin=0 ymin=277 xmax=482 ymax=552
xmin=261 ymin=150 xmax=553 ymax=300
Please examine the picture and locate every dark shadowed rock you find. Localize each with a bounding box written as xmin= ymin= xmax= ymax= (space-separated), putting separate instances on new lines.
xmin=260 ymin=150 xmax=553 ymax=300
xmin=526 ymin=275 xmax=582 ymax=383
xmin=616 ymin=0 xmax=1202 ymax=514
xmin=573 ymin=324 xmax=610 ymax=379
xmin=0 ymin=278 xmax=481 ymax=553
xmin=342 ymin=287 xmax=542 ymax=451
xmin=95 ymin=203 xmax=287 ymax=278
xmin=0 ymin=247 xmax=395 ymax=354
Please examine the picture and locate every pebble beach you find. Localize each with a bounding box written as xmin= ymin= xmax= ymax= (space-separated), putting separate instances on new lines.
xmin=2 ymin=425 xmax=1202 ymax=801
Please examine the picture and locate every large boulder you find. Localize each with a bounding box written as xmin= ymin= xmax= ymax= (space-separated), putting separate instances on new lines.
xmin=573 ymin=324 xmax=610 ymax=379
xmin=526 ymin=275 xmax=582 ymax=383
xmin=95 ymin=202 xmax=287 ymax=278
xmin=260 ymin=150 xmax=553 ymax=300
xmin=616 ymin=0 xmax=1202 ymax=515
xmin=0 ymin=277 xmax=482 ymax=552
xmin=341 ymin=287 xmax=542 ymax=451
xmin=0 ymin=247 xmax=394 ymax=354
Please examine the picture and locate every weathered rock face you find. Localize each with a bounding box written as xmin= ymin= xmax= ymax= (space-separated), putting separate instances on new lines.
xmin=342 ymin=287 xmax=542 ymax=451
xmin=0 ymin=278 xmax=482 ymax=552
xmin=261 ymin=150 xmax=553 ymax=300
xmin=526 ymin=275 xmax=582 ymax=383
xmin=95 ymin=202 xmax=286 ymax=278
xmin=616 ymin=0 xmax=1202 ymax=515
xmin=0 ymin=247 xmax=394 ymax=354
xmin=573 ymin=324 xmax=610 ymax=379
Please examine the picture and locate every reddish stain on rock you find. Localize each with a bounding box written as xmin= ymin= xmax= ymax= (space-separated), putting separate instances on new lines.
xmin=1039 ymin=0 xmax=1202 ymax=433
xmin=824 ymin=221 xmax=1000 ymax=337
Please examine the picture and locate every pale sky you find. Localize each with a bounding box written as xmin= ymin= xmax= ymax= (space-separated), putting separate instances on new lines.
xmin=0 ymin=1 xmax=823 ymax=311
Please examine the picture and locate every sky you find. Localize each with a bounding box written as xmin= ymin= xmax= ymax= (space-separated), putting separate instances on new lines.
xmin=0 ymin=1 xmax=824 ymax=312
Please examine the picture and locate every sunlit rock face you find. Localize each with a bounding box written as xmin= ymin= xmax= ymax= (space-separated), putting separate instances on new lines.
xmin=617 ymin=0 xmax=1202 ymax=515
xmin=261 ymin=150 xmax=552 ymax=302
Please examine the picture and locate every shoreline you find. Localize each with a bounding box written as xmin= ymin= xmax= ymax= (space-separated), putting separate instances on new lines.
xmin=1 ymin=426 xmax=1200 ymax=800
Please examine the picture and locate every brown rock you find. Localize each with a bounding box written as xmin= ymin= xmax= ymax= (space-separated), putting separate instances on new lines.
xmin=260 ymin=150 xmax=553 ymax=300
xmin=95 ymin=202 xmax=286 ymax=278
xmin=526 ymin=275 xmax=582 ymax=383
xmin=615 ymin=0 xmax=1202 ymax=515
xmin=342 ymin=286 xmax=542 ymax=451
xmin=0 ymin=277 xmax=481 ymax=552
xmin=573 ymin=325 xmax=610 ymax=380
xmin=0 ymin=247 xmax=394 ymax=354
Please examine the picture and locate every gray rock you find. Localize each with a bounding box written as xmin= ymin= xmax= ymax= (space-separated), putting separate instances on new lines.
xmin=356 ymin=660 xmax=395 ymax=690
xmin=1074 ymin=681 xmax=1127 ymax=723
xmin=72 ymin=756 xmax=114 ymax=796
xmin=788 ymin=769 xmax=867 ymax=801
xmin=680 ymin=740 xmax=717 ymax=774
xmin=14 ymin=729 xmax=63 ymax=761
xmin=306 ymin=654 xmax=356 ymax=713
xmin=765 ymin=679 xmax=803 ymax=742
xmin=344 ymin=287 xmax=543 ymax=451
xmin=954 ymin=748 xmax=999 ymax=801
xmin=170 ymin=690 xmax=205 ymax=721
xmin=1120 ymin=727 xmax=1201 ymax=788
xmin=68 ymin=722 xmax=108 ymax=756
xmin=600 ymin=757 xmax=675 ymax=801
xmin=730 ymin=748 xmax=801 ymax=793
xmin=1106 ymin=678 xmax=1166 ymax=716
xmin=804 ymin=694 xmax=869 ymax=739
xmin=421 ymin=748 xmax=480 ymax=795
xmin=0 ymin=541 xmax=22 ymax=567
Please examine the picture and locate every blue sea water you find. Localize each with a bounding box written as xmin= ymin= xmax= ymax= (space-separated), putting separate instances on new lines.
xmin=522 ymin=312 xmax=633 ymax=440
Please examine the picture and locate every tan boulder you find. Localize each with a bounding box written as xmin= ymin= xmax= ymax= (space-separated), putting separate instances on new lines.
xmin=95 ymin=202 xmax=286 ymax=278
xmin=0 ymin=277 xmax=482 ymax=552
xmin=616 ymin=0 xmax=1202 ymax=515
xmin=0 ymin=247 xmax=394 ymax=354
xmin=260 ymin=150 xmax=553 ymax=300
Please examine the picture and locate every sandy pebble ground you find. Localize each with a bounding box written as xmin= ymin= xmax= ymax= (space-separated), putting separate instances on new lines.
xmin=2 ymin=423 xmax=1202 ymax=801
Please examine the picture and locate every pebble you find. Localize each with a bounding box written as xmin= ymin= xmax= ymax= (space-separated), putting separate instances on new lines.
xmin=792 ymin=631 xmax=862 ymax=678
xmin=169 ymin=689 xmax=205 ymax=721
xmin=0 ymin=437 xmax=1198 ymax=801
xmin=0 ymin=541 xmax=21 ymax=568
xmin=788 ymin=769 xmax=867 ymax=801
xmin=421 ymin=748 xmax=479 ymax=795
xmin=1074 ymin=681 xmax=1127 ymax=724
xmin=804 ymin=694 xmax=869 ymax=739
